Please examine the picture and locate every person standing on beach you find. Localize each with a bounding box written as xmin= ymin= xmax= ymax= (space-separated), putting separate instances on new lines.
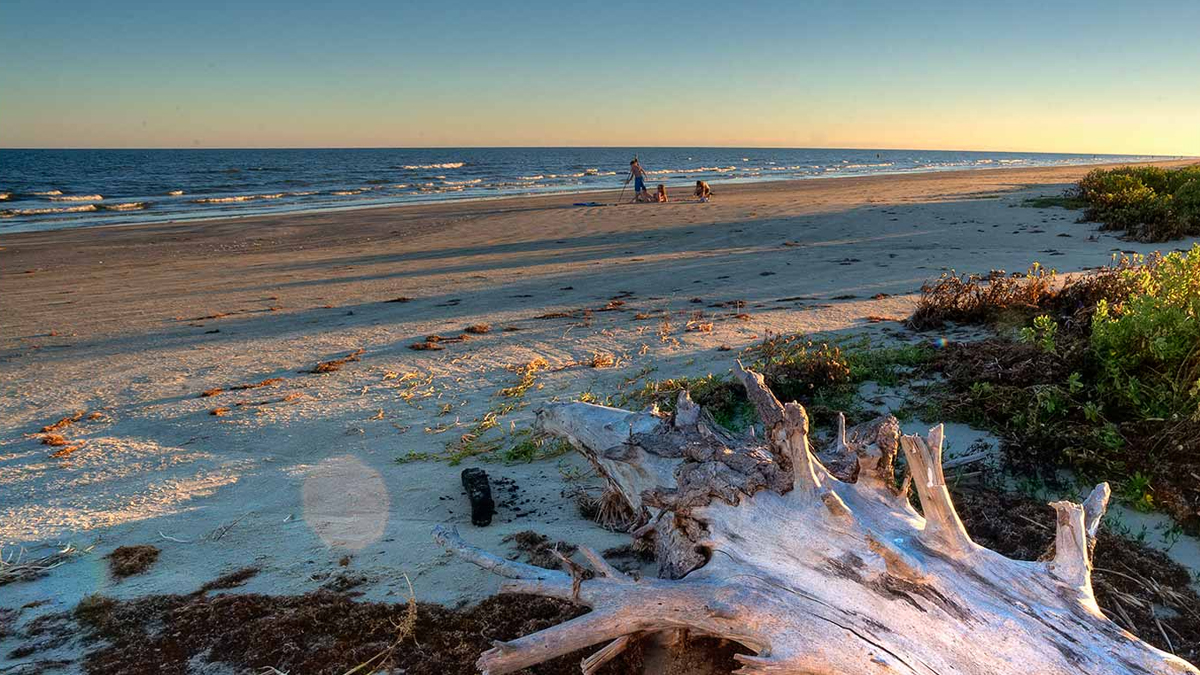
xmin=624 ymin=158 xmax=647 ymax=203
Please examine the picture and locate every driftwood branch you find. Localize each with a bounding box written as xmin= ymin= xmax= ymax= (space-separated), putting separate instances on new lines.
xmin=436 ymin=366 xmax=1198 ymax=675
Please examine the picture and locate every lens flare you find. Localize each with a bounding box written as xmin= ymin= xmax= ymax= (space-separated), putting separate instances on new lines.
xmin=302 ymin=455 xmax=389 ymax=551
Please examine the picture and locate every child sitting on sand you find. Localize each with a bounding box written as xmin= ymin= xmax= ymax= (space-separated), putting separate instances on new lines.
xmin=694 ymin=180 xmax=712 ymax=202
xmin=656 ymin=184 xmax=668 ymax=203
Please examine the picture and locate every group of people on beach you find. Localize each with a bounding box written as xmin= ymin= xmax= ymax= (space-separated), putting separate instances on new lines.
xmin=624 ymin=158 xmax=712 ymax=204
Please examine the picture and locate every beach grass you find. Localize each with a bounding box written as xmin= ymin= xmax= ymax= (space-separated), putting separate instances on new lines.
xmin=1023 ymin=194 xmax=1089 ymax=210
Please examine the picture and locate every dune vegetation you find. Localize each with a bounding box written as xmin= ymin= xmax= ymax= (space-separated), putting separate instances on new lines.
xmin=915 ymin=246 xmax=1200 ymax=531
xmin=1074 ymin=165 xmax=1200 ymax=241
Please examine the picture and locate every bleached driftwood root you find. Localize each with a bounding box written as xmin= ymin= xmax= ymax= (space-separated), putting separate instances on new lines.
xmin=434 ymin=364 xmax=1199 ymax=674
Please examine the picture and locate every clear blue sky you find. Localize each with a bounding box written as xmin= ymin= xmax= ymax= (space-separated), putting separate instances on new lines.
xmin=2 ymin=0 xmax=1198 ymax=153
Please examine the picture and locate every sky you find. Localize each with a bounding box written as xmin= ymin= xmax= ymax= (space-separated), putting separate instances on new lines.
xmin=2 ymin=0 xmax=1198 ymax=154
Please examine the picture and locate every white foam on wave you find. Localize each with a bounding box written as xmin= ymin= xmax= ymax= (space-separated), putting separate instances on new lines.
xmin=331 ymin=189 xmax=366 ymax=196
xmin=564 ymin=170 xmax=618 ymax=178
xmin=103 ymin=202 xmax=148 ymax=211
xmin=49 ymin=194 xmax=104 ymax=201
xmin=167 ymin=190 xmax=185 ymax=196
xmin=442 ymin=178 xmax=482 ymax=186
xmin=192 ymin=193 xmax=286 ymax=204
xmin=2 ymin=204 xmax=98 ymax=217
xmin=842 ymin=162 xmax=894 ymax=169
xmin=401 ymin=162 xmax=465 ymax=170
xmin=32 ymin=190 xmax=63 ymax=196
xmin=645 ymin=165 xmax=738 ymax=175
xmin=0 ymin=193 xmax=10 ymax=201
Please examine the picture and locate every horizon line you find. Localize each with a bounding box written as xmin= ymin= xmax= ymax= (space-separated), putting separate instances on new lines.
xmin=0 ymin=145 xmax=1190 ymax=157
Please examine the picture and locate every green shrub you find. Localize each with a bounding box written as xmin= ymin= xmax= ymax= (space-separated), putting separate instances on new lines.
xmin=1090 ymin=245 xmax=1200 ymax=419
xmin=752 ymin=338 xmax=851 ymax=404
xmin=1174 ymin=178 xmax=1200 ymax=229
xmin=1080 ymin=166 xmax=1169 ymax=199
xmin=1019 ymin=315 xmax=1058 ymax=353
xmin=1076 ymin=165 xmax=1200 ymax=241
xmin=1165 ymin=165 xmax=1200 ymax=193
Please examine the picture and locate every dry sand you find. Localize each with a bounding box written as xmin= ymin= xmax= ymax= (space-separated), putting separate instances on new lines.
xmin=2 ymin=161 xmax=1199 ymax=666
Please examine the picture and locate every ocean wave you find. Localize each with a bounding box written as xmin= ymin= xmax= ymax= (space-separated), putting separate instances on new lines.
xmin=443 ymin=178 xmax=482 ymax=185
xmin=49 ymin=194 xmax=104 ymax=201
xmin=331 ymin=189 xmax=366 ymax=196
xmin=167 ymin=190 xmax=185 ymax=196
xmin=519 ymin=172 xmax=587 ymax=180
xmin=564 ymin=170 xmax=618 ymax=178
xmin=192 ymin=193 xmax=286 ymax=204
xmin=0 ymin=192 xmax=10 ymax=201
xmin=399 ymin=162 xmax=466 ymax=170
xmin=842 ymin=162 xmax=894 ymax=169
xmin=32 ymin=190 xmax=63 ymax=196
xmin=2 ymin=204 xmax=98 ymax=217
xmin=103 ymin=201 xmax=149 ymax=211
xmin=645 ymin=165 xmax=738 ymax=175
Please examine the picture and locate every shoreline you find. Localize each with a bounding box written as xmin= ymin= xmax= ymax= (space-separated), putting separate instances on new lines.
xmin=3 ymin=158 xmax=1198 ymax=355
xmin=1 ymin=156 xmax=1192 ymax=236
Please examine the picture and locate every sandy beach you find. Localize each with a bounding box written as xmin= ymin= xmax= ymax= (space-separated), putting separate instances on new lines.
xmin=3 ymin=160 xmax=1199 ymax=670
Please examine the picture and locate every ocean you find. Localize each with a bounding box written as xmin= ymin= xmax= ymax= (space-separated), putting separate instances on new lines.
xmin=0 ymin=147 xmax=1175 ymax=233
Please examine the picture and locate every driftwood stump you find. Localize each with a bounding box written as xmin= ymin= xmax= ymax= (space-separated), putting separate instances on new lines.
xmin=434 ymin=364 xmax=1198 ymax=674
